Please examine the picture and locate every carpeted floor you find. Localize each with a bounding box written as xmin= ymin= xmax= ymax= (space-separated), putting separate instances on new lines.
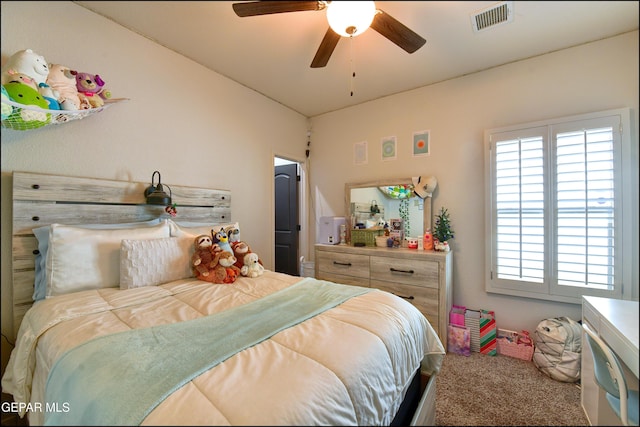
xmin=435 ymin=351 xmax=589 ymax=426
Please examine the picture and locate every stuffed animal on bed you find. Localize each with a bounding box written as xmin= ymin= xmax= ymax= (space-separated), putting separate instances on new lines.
xmin=191 ymin=234 xmax=219 ymax=280
xmin=217 ymin=251 xmax=241 ymax=284
xmin=241 ymin=252 xmax=265 ymax=278
xmin=231 ymin=240 xmax=263 ymax=270
xmin=224 ymin=224 xmax=241 ymax=244
xmin=211 ymin=227 xmax=233 ymax=255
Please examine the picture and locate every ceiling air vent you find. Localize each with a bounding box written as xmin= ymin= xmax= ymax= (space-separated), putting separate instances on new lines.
xmin=471 ymin=1 xmax=513 ymax=32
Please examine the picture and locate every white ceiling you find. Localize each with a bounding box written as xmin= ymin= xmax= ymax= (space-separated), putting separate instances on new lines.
xmin=74 ymin=1 xmax=638 ymax=117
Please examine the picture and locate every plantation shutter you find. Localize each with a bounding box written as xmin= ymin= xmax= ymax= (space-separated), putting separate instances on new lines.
xmin=551 ymin=117 xmax=619 ymax=297
xmin=492 ymin=127 xmax=546 ymax=290
xmin=486 ymin=109 xmax=630 ymax=302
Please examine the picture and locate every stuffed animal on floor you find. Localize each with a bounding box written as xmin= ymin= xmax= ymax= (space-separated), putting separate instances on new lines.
xmin=241 ymin=252 xmax=265 ymax=278
xmin=71 ymin=70 xmax=106 ymax=108
xmin=217 ymin=251 xmax=241 ymax=284
xmin=1 ymin=49 xmax=49 ymax=87
xmin=191 ymin=234 xmax=219 ymax=280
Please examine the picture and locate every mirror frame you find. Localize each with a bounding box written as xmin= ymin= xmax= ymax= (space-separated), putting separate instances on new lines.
xmin=345 ymin=178 xmax=433 ymax=238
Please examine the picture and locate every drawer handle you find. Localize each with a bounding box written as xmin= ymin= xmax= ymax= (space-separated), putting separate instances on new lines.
xmin=394 ymin=293 xmax=415 ymax=300
xmin=390 ymin=267 xmax=414 ymax=274
xmin=333 ymin=261 xmax=352 ymax=267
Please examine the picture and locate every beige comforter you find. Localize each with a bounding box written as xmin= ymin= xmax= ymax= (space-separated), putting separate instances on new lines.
xmin=2 ymin=271 xmax=445 ymax=426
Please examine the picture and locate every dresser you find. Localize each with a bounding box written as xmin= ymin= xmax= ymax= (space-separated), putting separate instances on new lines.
xmin=315 ymin=244 xmax=452 ymax=349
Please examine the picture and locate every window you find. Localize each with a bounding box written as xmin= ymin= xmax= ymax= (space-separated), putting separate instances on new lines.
xmin=484 ymin=108 xmax=635 ymax=304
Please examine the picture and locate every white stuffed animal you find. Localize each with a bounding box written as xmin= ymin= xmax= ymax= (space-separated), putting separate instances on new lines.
xmin=240 ymin=252 xmax=264 ymax=278
xmin=1 ymin=49 xmax=49 ymax=87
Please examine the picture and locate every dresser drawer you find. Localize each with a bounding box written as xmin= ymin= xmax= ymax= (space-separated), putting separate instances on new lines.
xmin=316 ymin=251 xmax=370 ymax=280
xmin=371 ymin=280 xmax=439 ymax=332
xmin=316 ymin=271 xmax=369 ymax=287
xmin=370 ymin=256 xmax=439 ymax=288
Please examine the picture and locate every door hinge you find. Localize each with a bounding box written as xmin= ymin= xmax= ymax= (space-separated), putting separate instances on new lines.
xmin=296 ymin=175 xmax=301 ymax=182
xmin=297 ymin=225 xmax=301 ymax=231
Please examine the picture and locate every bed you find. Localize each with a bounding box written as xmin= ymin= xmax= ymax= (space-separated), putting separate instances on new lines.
xmin=2 ymin=171 xmax=445 ymax=426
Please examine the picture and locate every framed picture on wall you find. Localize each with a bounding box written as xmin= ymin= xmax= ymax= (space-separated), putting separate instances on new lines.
xmin=381 ymin=136 xmax=397 ymax=161
xmin=412 ymin=130 xmax=431 ymax=157
xmin=354 ymin=141 xmax=368 ymax=165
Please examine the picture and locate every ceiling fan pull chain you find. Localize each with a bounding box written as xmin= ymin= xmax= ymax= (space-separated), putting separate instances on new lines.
xmin=350 ymin=36 xmax=355 ymax=97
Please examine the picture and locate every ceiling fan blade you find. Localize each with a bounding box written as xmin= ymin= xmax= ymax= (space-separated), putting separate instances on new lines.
xmin=310 ymin=27 xmax=341 ymax=68
xmin=232 ymin=1 xmax=322 ymax=17
xmin=370 ymin=9 xmax=426 ymax=54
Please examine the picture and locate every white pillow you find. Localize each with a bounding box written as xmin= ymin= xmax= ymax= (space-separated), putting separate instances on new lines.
xmin=32 ymin=218 xmax=163 ymax=301
xmin=168 ymin=219 xmax=240 ymax=240
xmin=46 ymin=220 xmax=170 ymax=297
xmin=120 ymin=237 xmax=194 ymax=289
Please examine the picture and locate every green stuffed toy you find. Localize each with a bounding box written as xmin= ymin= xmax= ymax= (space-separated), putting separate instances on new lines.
xmin=3 ymin=81 xmax=51 ymax=129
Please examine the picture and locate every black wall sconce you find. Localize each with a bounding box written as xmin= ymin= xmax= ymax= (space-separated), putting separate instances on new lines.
xmin=144 ymin=171 xmax=172 ymax=205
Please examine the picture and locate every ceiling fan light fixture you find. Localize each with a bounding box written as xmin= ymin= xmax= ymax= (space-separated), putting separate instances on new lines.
xmin=326 ymin=1 xmax=376 ymax=37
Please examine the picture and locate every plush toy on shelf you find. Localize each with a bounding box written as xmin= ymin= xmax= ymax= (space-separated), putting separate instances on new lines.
xmin=71 ymin=70 xmax=108 ymax=108
xmin=1 ymin=49 xmax=49 ymax=88
xmin=2 ymin=69 xmax=38 ymax=91
xmin=241 ymin=252 xmax=265 ymax=278
xmin=1 ymin=86 xmax=14 ymax=120
xmin=47 ymin=64 xmax=84 ymax=110
xmin=3 ymin=81 xmax=51 ymax=128
xmin=37 ymin=82 xmax=61 ymax=110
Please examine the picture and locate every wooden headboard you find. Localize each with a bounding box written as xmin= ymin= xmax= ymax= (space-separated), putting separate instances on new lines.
xmin=11 ymin=171 xmax=231 ymax=338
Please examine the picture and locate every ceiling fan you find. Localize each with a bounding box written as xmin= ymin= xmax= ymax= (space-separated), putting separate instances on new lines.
xmin=232 ymin=1 xmax=426 ymax=68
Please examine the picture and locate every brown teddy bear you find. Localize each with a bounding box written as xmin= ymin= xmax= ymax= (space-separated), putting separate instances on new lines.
xmin=192 ymin=234 xmax=218 ymax=281
xmin=217 ymin=251 xmax=241 ymax=284
xmin=231 ymin=240 xmax=263 ymax=270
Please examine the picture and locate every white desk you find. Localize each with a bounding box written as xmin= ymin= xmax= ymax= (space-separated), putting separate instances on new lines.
xmin=581 ymin=296 xmax=639 ymax=426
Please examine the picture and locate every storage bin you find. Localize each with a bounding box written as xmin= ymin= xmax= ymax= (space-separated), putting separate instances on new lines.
xmin=351 ymin=228 xmax=384 ymax=246
xmin=496 ymin=329 xmax=534 ymax=361
xmin=375 ymin=235 xmax=389 ymax=247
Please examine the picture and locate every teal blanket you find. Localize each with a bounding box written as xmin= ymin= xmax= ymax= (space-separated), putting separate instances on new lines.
xmin=44 ymin=278 xmax=370 ymax=426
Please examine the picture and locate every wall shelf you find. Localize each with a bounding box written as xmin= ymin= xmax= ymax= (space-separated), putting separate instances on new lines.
xmin=1 ymin=98 xmax=128 ymax=131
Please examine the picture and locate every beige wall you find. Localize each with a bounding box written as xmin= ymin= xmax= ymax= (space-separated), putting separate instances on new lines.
xmin=308 ymin=31 xmax=639 ymax=334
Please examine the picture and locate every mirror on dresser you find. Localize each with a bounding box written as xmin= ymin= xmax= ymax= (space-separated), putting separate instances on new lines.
xmin=345 ymin=177 xmax=435 ymax=241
